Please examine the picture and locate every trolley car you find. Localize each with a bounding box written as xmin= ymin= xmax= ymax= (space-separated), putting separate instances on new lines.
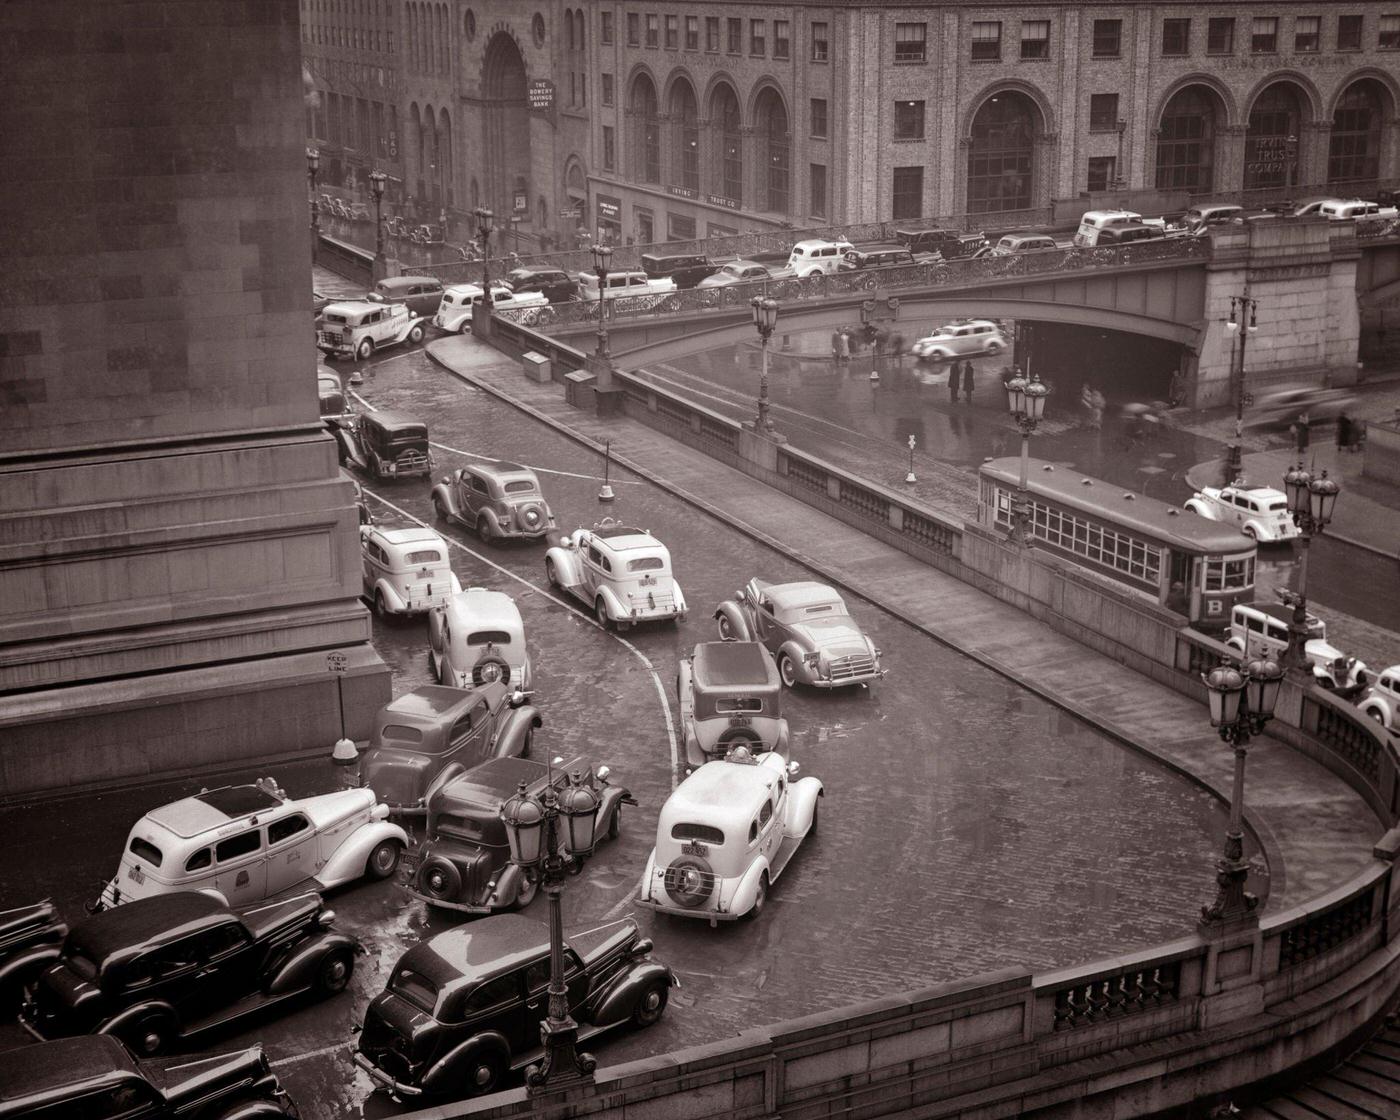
xmin=978 ymin=458 xmax=1256 ymax=628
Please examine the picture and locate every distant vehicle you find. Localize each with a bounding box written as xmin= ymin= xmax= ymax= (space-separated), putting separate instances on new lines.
xmin=503 ymin=267 xmax=578 ymax=304
xmin=696 ymin=260 xmax=775 ymax=289
xmin=1243 ymin=385 xmax=1358 ymax=431
xmin=1357 ymin=666 xmax=1400 ymax=730
xmin=636 ymin=747 xmax=822 ymax=924
xmin=786 ymin=238 xmax=857 ymax=277
xmin=427 ymin=587 xmax=532 ymax=690
xmin=1074 ymin=210 xmax=1148 ymax=247
xmin=640 ymin=252 xmax=719 ymax=288
xmin=0 ymin=900 xmax=67 ymax=1011
xmin=544 ymin=518 xmax=687 ymax=630
xmin=1095 ymin=221 xmax=1165 ymax=246
xmin=361 ymin=524 xmax=460 ymax=618
xmin=431 ymin=460 xmax=555 ymax=543
xmin=1288 ymin=196 xmax=1342 ymax=218
xmin=1225 ymin=601 xmax=1369 ymax=695
xmin=575 ymin=269 xmax=678 ymax=305
xmin=316 ymin=300 xmax=425 ymax=361
xmin=354 ymin=913 xmax=675 ymax=1098
xmin=676 ymin=641 xmax=789 ymax=770
xmin=839 ymin=244 xmax=917 ymax=271
xmin=368 ymin=276 xmax=446 ymax=318
xmin=1183 ymin=203 xmax=1245 ymax=232
xmin=360 ymin=682 xmax=540 ymax=816
xmin=911 ymin=319 xmax=1008 ymax=360
xmin=990 ymin=232 xmax=1059 ymax=255
xmin=20 ymin=892 xmax=356 ymax=1056
xmin=893 ymin=227 xmax=989 ymax=259
xmin=1315 ymin=198 xmax=1399 ymax=221
xmin=330 ymin=409 xmax=434 ymax=480
xmin=0 ymin=1036 xmax=300 ymax=1120
xmin=317 ymin=367 xmax=346 ymax=420
xmin=1183 ymin=481 xmax=1299 ymax=543
xmin=432 ymin=283 xmax=548 ymax=333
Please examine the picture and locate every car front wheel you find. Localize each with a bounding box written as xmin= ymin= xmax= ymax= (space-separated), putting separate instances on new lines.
xmin=466 ymin=1051 xmax=507 ymax=1096
xmin=407 ymin=324 xmax=425 ymax=344
xmin=630 ymin=981 xmax=669 ymax=1028
xmin=315 ymin=948 xmax=353 ymax=996
xmin=595 ymin=597 xmax=612 ymax=630
xmin=121 ymin=1012 xmax=175 ymax=1057
xmin=746 ymin=872 xmax=769 ymax=920
xmin=356 ymin=337 xmax=374 ymax=361
xmin=778 ymin=652 xmax=800 ymax=689
xmin=365 ymin=839 xmax=401 ymax=880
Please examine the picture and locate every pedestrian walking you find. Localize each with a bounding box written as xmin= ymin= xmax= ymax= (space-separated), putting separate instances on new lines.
xmin=831 ymin=329 xmax=843 ymax=362
xmin=947 ymin=359 xmax=962 ymax=403
xmin=962 ymin=360 xmax=976 ymax=403
xmin=834 ymin=329 xmax=850 ymax=363
xmin=1293 ymin=411 xmax=1311 ymax=454
xmin=1336 ymin=413 xmax=1354 ymax=452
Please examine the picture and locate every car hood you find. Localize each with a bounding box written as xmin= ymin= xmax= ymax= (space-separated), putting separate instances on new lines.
xmin=149 ymin=1046 xmax=269 ymax=1101
xmin=362 ymin=750 xmax=435 ymax=808
xmin=1305 ymin=639 xmax=1359 ymax=665
xmin=298 ymin=787 xmax=378 ymax=829
xmin=790 ymin=616 xmax=868 ymax=654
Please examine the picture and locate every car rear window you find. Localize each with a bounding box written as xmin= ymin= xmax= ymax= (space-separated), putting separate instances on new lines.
xmin=405 ymin=550 xmax=443 ymax=564
xmin=503 ymin=480 xmax=537 ymax=494
xmin=129 ymin=837 xmax=163 ymax=867
xmin=671 ymin=822 xmax=725 ymax=844
xmin=468 ymin=630 xmax=512 ymax=646
xmin=435 ymin=813 xmax=485 ymax=841
xmin=716 ymin=697 xmax=763 ymax=713
xmin=381 ymin=724 xmax=424 ymax=743
xmin=392 ymin=968 xmax=438 ymax=1014
xmin=1268 ymin=500 xmax=1286 ymax=512
xmin=627 ymin=557 xmax=665 ymax=572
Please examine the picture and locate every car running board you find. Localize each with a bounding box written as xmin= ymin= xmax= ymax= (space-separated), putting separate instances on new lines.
xmin=768 ymin=834 xmax=804 ymax=882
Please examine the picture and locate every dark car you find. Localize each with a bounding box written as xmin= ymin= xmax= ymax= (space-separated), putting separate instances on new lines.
xmin=839 ymin=244 xmax=917 ymax=271
xmin=367 ymin=276 xmax=446 ymax=318
xmin=0 ymin=1036 xmax=299 ymax=1120
xmin=640 ymin=252 xmax=718 ymax=289
xmin=361 ymin=683 xmax=542 ymax=816
xmin=0 ymin=900 xmax=67 ymax=1009
xmin=410 ymin=755 xmax=633 ymax=913
xmin=329 ymin=409 xmax=433 ymax=480
xmin=893 ymin=227 xmax=989 ymax=259
xmin=353 ymin=913 xmax=675 ymax=1099
xmin=1096 ymin=221 xmax=1165 ymax=246
xmin=430 ymin=460 xmax=555 ymax=542
xmin=19 ymin=892 xmax=357 ymax=1057
xmin=503 ymin=267 xmax=577 ymax=303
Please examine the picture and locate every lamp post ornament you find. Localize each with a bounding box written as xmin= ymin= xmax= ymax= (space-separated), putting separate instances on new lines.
xmin=905 ymin=434 xmax=917 ymax=484
xmin=1002 ymin=369 xmax=1050 ymax=544
xmin=592 ymin=244 xmax=613 ymax=363
xmin=751 ymin=296 xmax=780 ymax=434
xmin=1280 ymin=462 xmax=1341 ymax=674
xmin=474 ymin=207 xmax=495 ymax=307
xmin=1223 ymin=295 xmax=1257 ymax=485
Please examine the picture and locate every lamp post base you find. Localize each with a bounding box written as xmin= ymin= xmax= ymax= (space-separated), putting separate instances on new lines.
xmin=1223 ymin=444 xmax=1243 ymax=487
xmin=525 ymin=1015 xmax=597 ymax=1097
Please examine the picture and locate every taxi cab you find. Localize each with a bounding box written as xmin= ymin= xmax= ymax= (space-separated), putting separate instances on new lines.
xmin=543 ymin=518 xmax=686 ymax=630
xmin=361 ymin=525 xmax=461 ymax=619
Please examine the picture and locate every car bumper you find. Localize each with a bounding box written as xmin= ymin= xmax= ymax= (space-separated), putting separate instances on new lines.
xmin=353 ymin=1051 xmax=423 ymax=1097
xmin=808 ymin=667 xmax=886 ymax=689
xmin=634 ymin=895 xmax=743 ymax=921
xmin=402 ymin=886 xmax=493 ymax=914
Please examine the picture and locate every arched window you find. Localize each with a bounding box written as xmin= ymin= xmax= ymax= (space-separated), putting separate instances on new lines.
xmin=1156 ymin=86 xmax=1217 ymax=191
xmin=566 ymin=8 xmax=575 ymax=50
xmin=669 ymin=81 xmax=699 ymax=192
xmin=629 ymin=76 xmax=660 ymax=183
xmin=714 ymin=85 xmax=742 ymax=204
xmin=967 ymin=92 xmax=1037 ymax=213
xmin=756 ymin=90 xmax=789 ymax=214
xmin=1330 ymin=80 xmax=1384 ymax=185
xmin=1244 ymin=83 xmax=1303 ymax=190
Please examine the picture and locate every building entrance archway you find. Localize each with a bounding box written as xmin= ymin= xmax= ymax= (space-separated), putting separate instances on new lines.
xmin=1245 ymin=83 xmax=1304 ymax=191
xmin=482 ymin=32 xmax=530 ymax=221
xmin=966 ymin=92 xmax=1041 ymax=214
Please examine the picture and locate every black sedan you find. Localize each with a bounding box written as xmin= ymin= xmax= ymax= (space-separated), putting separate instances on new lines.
xmin=0 ymin=900 xmax=67 ymax=1010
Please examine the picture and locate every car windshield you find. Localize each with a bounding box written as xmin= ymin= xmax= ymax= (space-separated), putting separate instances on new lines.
xmin=405 ymin=549 xmax=443 ymax=565
xmin=503 ymin=480 xmax=537 ymax=494
xmin=467 ymin=630 xmax=512 ymax=646
xmin=391 ymin=967 xmax=438 ymax=1015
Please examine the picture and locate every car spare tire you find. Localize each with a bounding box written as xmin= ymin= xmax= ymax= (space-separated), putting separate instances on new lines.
xmin=418 ymin=858 xmax=462 ymax=902
xmin=473 ymin=656 xmax=511 ymax=687
xmin=663 ymin=856 xmax=714 ymax=908
xmin=519 ymin=504 xmax=545 ymax=532
xmin=717 ymin=726 xmax=762 ymax=752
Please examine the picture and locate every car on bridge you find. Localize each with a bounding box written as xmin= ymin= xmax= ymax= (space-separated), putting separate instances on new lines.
xmin=433 ymin=283 xmax=549 ymax=332
xmin=910 ymin=319 xmax=1009 ymax=361
xmin=1183 ymin=481 xmax=1300 ymax=543
xmin=786 ymin=238 xmax=856 ymax=277
xmin=641 ymin=251 xmax=720 ymax=288
xmin=430 ymin=460 xmax=555 ymax=543
xmin=544 ymin=518 xmax=687 ymax=630
xmin=840 ymin=243 xmax=918 ymax=271
xmin=696 ymin=259 xmax=782 ymax=289
xmin=677 ymin=640 xmax=790 ymax=770
xmin=990 ymin=232 xmax=1060 ymax=255
xmin=1225 ymin=601 xmax=1369 ymax=696
xmin=427 ymin=586 xmax=533 ymax=691
xmin=369 ymin=275 xmax=446 ymax=318
xmin=893 ymin=227 xmax=989 ymax=260
xmin=1357 ymin=667 xmax=1400 ymax=730
xmin=316 ymin=300 xmax=425 ymax=361
xmin=503 ymin=266 xmax=578 ymax=304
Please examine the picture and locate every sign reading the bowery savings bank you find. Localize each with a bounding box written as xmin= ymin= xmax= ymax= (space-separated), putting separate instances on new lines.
xmin=528 ymin=79 xmax=554 ymax=110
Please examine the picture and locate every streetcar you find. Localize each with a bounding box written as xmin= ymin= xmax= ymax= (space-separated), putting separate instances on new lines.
xmin=977 ymin=458 xmax=1256 ymax=629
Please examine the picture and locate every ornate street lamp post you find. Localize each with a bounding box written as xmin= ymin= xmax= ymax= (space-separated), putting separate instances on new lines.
xmin=473 ymin=207 xmax=496 ymax=307
xmin=500 ymin=771 xmax=602 ymax=1096
xmin=751 ymin=296 xmax=780 ymax=435
xmin=592 ymin=243 xmax=613 ymax=362
xmin=509 ymin=214 xmax=522 ymax=257
xmin=1002 ymin=369 xmax=1050 ymax=544
xmin=306 ymin=147 xmax=321 ymax=240
xmin=1281 ymin=463 xmax=1341 ymax=675
xmin=1199 ymin=657 xmax=1284 ymax=928
xmin=1223 ymin=296 xmax=1258 ymax=485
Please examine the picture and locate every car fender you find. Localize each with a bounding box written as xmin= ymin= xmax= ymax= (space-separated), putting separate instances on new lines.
xmin=392 ymin=317 xmax=423 ymax=344
xmin=1183 ymin=498 xmax=1215 ymax=519
xmin=316 ymin=821 xmax=409 ymax=889
xmin=544 ymin=544 xmax=582 ymax=588
xmin=485 ymin=863 xmax=526 ymax=909
xmin=598 ymin=786 xmax=630 ymax=839
xmin=492 ymin=705 xmax=542 ymax=758
xmin=0 ymin=944 xmax=62 ymax=990
xmin=1358 ymin=697 xmax=1391 ymax=726
xmin=430 ymin=482 xmax=460 ymax=523
xmin=588 ymin=960 xmax=677 ymax=1028
xmin=266 ymin=932 xmax=358 ymax=996
xmin=330 ymin=426 xmax=362 ymax=468
xmin=786 ymin=777 xmax=825 ymax=837
xmin=778 ymin=639 xmax=815 ymax=685
xmin=714 ymin=600 xmax=752 ymax=641
xmin=98 ymin=1000 xmax=180 ymax=1040
xmin=478 ymin=507 xmax=508 ymax=536
xmin=438 ymin=310 xmax=470 ymax=333
xmin=595 ymin=583 xmax=625 ymax=621
xmin=421 ymin=1032 xmax=512 ymax=1095
xmin=775 ymin=718 xmax=791 ymax=756
xmin=637 ymin=849 xmax=661 ymax=904
xmin=370 ymin=579 xmax=407 ymax=613
xmin=427 ymin=607 xmax=445 ymax=654
xmin=672 ymin=583 xmax=688 ymax=617
xmin=730 ymin=857 xmax=771 ymax=916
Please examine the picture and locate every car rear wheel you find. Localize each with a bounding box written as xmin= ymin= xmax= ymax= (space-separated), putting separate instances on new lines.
xmin=716 ymin=614 xmax=738 ymax=641
xmin=746 ymin=872 xmax=769 ymax=920
xmin=476 ymin=515 xmax=493 ymax=543
xmin=1367 ymin=709 xmax=1386 ymax=725
xmin=466 ymin=1051 xmax=507 ymax=1096
xmin=595 ymin=597 xmax=612 ymax=630
xmin=374 ymin=590 xmax=392 ymax=620
xmin=545 ymin=558 xmax=560 ymax=588
xmin=315 ymin=949 xmax=353 ymax=996
xmin=630 ymin=981 xmax=669 ymax=1028
xmin=366 ymin=839 xmax=401 ymax=880
xmin=419 ymin=858 xmax=461 ymax=902
xmin=432 ymin=495 xmax=447 ymax=522
xmin=778 ymin=653 xmax=800 ymax=689
xmin=608 ymin=805 xmax=622 ymax=840
xmin=986 ymin=339 xmax=1004 ymax=353
xmin=356 ymin=337 xmax=374 ymax=361
xmin=472 ymin=655 xmax=511 ymax=687
xmin=121 ymin=1012 xmax=175 ymax=1057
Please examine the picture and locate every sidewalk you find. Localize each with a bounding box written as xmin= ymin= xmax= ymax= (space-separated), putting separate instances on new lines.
xmin=427 ymin=335 xmax=1380 ymax=913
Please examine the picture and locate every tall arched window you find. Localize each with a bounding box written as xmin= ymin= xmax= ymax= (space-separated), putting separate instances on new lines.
xmin=1330 ymin=80 xmax=1385 ymax=185
xmin=714 ymin=84 xmax=742 ymax=204
xmin=1244 ymin=83 xmax=1303 ymax=190
xmin=629 ymin=75 xmax=660 ymax=183
xmin=756 ymin=89 xmax=789 ymax=214
xmin=966 ymin=92 xmax=1037 ymax=213
xmin=669 ymin=81 xmax=699 ymax=192
xmin=1156 ymin=87 xmax=1218 ymax=191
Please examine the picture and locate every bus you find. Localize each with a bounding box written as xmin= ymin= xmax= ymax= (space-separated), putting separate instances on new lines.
xmin=978 ymin=457 xmax=1256 ymax=629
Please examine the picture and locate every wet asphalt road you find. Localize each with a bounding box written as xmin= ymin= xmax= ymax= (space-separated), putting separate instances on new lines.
xmin=0 ymin=338 xmax=1249 ymax=1115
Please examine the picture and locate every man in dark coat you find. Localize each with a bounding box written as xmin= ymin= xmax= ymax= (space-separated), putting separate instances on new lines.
xmin=962 ymin=360 xmax=976 ymax=403
xmin=947 ymin=359 xmax=961 ymax=403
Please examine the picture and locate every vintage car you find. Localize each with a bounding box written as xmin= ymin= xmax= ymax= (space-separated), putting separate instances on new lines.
xmin=677 ymin=641 xmax=790 ymax=770
xmin=19 ymin=892 xmax=356 ymax=1056
xmin=317 ymin=365 xmax=346 ymax=421
xmin=1225 ymin=601 xmax=1370 ymax=695
xmin=1242 ymin=385 xmax=1358 ymax=432
xmin=989 ymin=232 xmax=1060 ymax=255
xmin=696 ymin=260 xmax=777 ymax=290
xmin=910 ymin=319 xmax=1008 ymax=361
xmin=94 ymin=777 xmax=407 ymax=911
xmin=503 ymin=266 xmax=578 ymax=304
xmin=354 ymin=913 xmax=675 ymax=1099
xmin=430 ymin=460 xmax=555 ymax=543
xmin=0 ymin=900 xmax=67 ymax=1010
xmin=316 ymin=300 xmax=425 ymax=361
xmin=361 ymin=683 xmax=541 ymax=816
xmin=410 ymin=755 xmax=633 ymax=913
xmin=1357 ymin=666 xmax=1400 ymax=730
xmin=432 ymin=283 xmax=549 ymax=333
xmin=893 ymin=227 xmax=989 ymax=260
xmin=330 ymin=409 xmax=434 ymax=480
xmin=368 ymin=275 xmax=446 ymax=318
xmin=428 ymin=588 xmax=532 ymax=691
xmin=361 ymin=525 xmax=460 ymax=619
xmin=636 ymin=747 xmax=822 ymax=924
xmin=575 ymin=269 xmax=678 ymax=304
xmin=0 ymin=1036 xmax=300 ymax=1120
xmin=786 ymin=238 xmax=857 ymax=278
xmin=1183 ymin=481 xmax=1299 ymax=543
xmin=715 ymin=578 xmax=884 ymax=690
xmin=544 ymin=518 xmax=687 ymax=630
xmin=640 ymin=252 xmax=719 ymax=288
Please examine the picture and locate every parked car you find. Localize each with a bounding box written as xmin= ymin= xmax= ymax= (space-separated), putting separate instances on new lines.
xmin=894 ymin=227 xmax=989 ymax=260
xmin=1225 ymin=601 xmax=1369 ymax=695
xmin=317 ymin=366 xmax=346 ymax=421
xmin=368 ymin=276 xmax=446 ymax=318
xmin=432 ymin=283 xmax=548 ymax=333
xmin=94 ymin=776 xmax=408 ymax=910
xmin=1183 ymin=482 xmax=1299 ymax=543
xmin=544 ymin=518 xmax=687 ymax=630
xmin=330 ymin=409 xmax=434 ymax=480
xmin=1095 ymin=222 xmax=1165 ymax=246
xmin=677 ymin=641 xmax=789 ymax=770
xmin=20 ymin=892 xmax=357 ymax=1056
xmin=911 ymin=319 xmax=1009 ymax=361
xmin=361 ymin=524 xmax=460 ymax=619
xmin=0 ymin=1036 xmax=300 ymax=1120
xmin=575 ymin=269 xmax=678 ymax=306
xmin=1357 ymin=667 xmax=1400 ymax=730
xmin=0 ymin=900 xmax=67 ymax=1010
xmin=431 ymin=460 xmax=555 ymax=543
xmin=1315 ymin=198 xmax=1398 ymax=221
xmin=354 ymin=913 xmax=674 ymax=1099
xmin=427 ymin=587 xmax=533 ymax=690
xmin=1074 ymin=210 xmax=1144 ymax=247
xmin=786 ymin=238 xmax=856 ymax=277
xmin=715 ymin=578 xmax=885 ymax=689
xmin=839 ymin=244 xmax=917 ymax=271
xmin=696 ymin=260 xmax=776 ymax=289
xmin=503 ymin=266 xmax=578 ymax=304
xmin=990 ymin=232 xmax=1059 ymax=255
xmin=409 ymin=755 xmax=633 ymax=912
xmin=316 ymin=300 xmax=425 ymax=361
xmin=640 ymin=252 xmax=719 ymax=288
xmin=361 ymin=682 xmax=541 ymax=816
xmin=636 ymin=746 xmax=822 ymax=924
xmin=1181 ymin=202 xmax=1278 ymax=233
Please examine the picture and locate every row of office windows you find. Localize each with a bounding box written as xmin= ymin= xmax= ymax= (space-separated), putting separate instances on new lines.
xmin=604 ymin=11 xmax=825 ymax=60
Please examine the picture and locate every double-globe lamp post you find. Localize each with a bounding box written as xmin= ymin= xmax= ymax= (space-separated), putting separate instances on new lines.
xmin=751 ymin=296 xmax=779 ymax=434
xmin=1223 ymin=296 xmax=1258 ymax=485
xmin=593 ymin=244 xmax=613 ymax=362
xmin=474 ymin=207 xmax=495 ymax=307
xmin=500 ymin=773 xmax=602 ymax=1095
xmin=1198 ymin=657 xmax=1284 ymax=928
xmin=306 ymin=147 xmax=320 ymax=240
xmin=1002 ymin=369 xmax=1050 ymax=544
xmin=1281 ymin=462 xmax=1341 ymax=675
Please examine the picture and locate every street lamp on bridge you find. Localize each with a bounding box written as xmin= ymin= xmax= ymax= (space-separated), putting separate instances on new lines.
xmin=592 ymin=244 xmax=614 ymax=364
xmin=306 ymin=147 xmax=320 ymax=241
xmin=1223 ymin=296 xmax=1258 ymax=485
xmin=1002 ymin=368 xmax=1050 ymax=544
xmin=751 ymin=296 xmax=780 ymax=435
xmin=473 ymin=207 xmax=496 ymax=307
xmin=369 ymin=169 xmax=387 ymax=279
xmin=1281 ymin=462 xmax=1341 ymax=677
